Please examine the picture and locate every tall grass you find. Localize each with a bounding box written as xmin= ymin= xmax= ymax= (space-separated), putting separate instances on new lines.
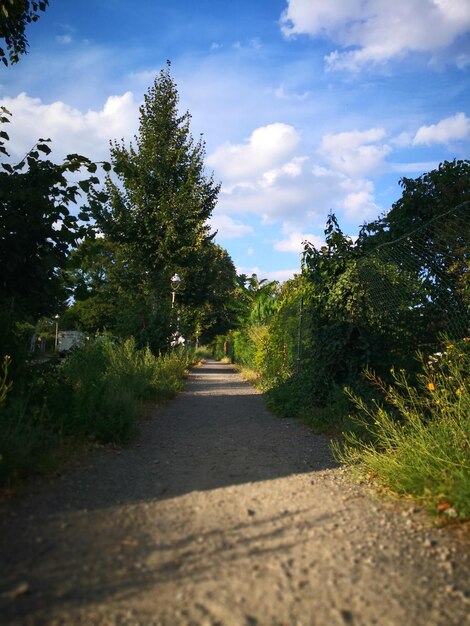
xmin=335 ymin=338 xmax=470 ymax=519
xmin=0 ymin=339 xmax=195 ymax=485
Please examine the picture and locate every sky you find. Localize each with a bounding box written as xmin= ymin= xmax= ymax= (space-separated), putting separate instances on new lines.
xmin=1 ymin=0 xmax=469 ymax=282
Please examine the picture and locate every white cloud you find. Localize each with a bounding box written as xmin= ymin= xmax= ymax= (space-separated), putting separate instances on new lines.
xmin=280 ymin=0 xmax=470 ymax=70
xmin=261 ymin=156 xmax=308 ymax=187
xmin=210 ymin=214 xmax=254 ymax=239
xmin=236 ymin=266 xmax=298 ymax=283
xmin=390 ymin=160 xmax=439 ymax=173
xmin=413 ymin=112 xmax=470 ymax=145
xmin=207 ymin=123 xmax=300 ymax=180
xmin=0 ymin=92 xmax=139 ymax=162
xmin=274 ymin=230 xmax=324 ymax=253
xmin=56 ymin=35 xmax=73 ymax=45
xmin=209 ymin=122 xmax=387 ymax=231
xmin=271 ymin=85 xmax=310 ymax=101
xmin=319 ymin=128 xmax=391 ymax=177
xmin=340 ymin=179 xmax=380 ymax=221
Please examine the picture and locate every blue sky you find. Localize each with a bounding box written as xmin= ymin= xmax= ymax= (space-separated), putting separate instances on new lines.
xmin=1 ymin=0 xmax=469 ymax=281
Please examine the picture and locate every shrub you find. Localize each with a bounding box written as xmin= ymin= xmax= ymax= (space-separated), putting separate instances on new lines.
xmin=49 ymin=338 xmax=191 ymax=444
xmin=0 ymin=340 xmax=194 ymax=484
xmin=335 ymin=338 xmax=470 ymax=519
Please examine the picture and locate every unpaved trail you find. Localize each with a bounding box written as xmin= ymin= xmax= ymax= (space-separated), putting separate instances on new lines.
xmin=0 ymin=361 xmax=469 ymax=626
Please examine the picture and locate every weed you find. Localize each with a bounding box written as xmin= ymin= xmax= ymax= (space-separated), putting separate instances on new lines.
xmin=0 ymin=340 xmax=195 ymax=485
xmin=335 ymin=338 xmax=470 ymax=519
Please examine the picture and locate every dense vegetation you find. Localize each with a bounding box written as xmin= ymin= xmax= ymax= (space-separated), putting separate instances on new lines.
xmin=0 ymin=64 xmax=238 ymax=485
xmin=0 ymin=340 xmax=198 ymax=484
xmin=214 ymin=161 xmax=469 ymax=519
xmin=0 ymin=31 xmax=468 ymax=517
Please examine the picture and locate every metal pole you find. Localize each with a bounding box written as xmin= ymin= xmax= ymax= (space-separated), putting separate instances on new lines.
xmin=54 ymin=318 xmax=59 ymax=352
xmin=296 ymin=296 xmax=304 ymax=374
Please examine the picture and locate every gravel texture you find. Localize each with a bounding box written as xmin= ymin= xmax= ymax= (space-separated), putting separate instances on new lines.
xmin=0 ymin=360 xmax=469 ymax=626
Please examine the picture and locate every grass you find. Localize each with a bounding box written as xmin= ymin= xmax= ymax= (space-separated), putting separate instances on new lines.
xmin=0 ymin=339 xmax=196 ymax=486
xmin=235 ymin=333 xmax=469 ymax=521
xmin=334 ymin=338 xmax=470 ymax=520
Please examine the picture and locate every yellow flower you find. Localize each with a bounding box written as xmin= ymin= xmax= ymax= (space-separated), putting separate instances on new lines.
xmin=428 ymin=382 xmax=435 ymax=391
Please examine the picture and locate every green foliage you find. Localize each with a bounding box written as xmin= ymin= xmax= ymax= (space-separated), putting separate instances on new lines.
xmin=335 ymin=339 xmax=470 ymax=519
xmin=216 ymin=162 xmax=469 ymax=519
xmin=86 ymin=63 xmax=237 ymax=349
xmin=47 ymin=337 xmax=189 ymax=443
xmin=0 ymin=340 xmax=194 ymax=484
xmin=0 ymin=0 xmax=48 ymax=65
xmin=0 ymin=107 xmax=109 ymax=371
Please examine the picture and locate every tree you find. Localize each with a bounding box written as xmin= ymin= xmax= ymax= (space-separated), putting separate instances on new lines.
xmin=65 ymin=238 xmax=121 ymax=332
xmin=359 ymin=160 xmax=470 ymax=337
xmin=0 ymin=0 xmax=48 ymax=66
xmin=0 ymin=107 xmax=107 ymax=360
xmin=95 ymin=62 xmax=221 ymax=349
xmin=176 ymin=243 xmax=239 ymax=343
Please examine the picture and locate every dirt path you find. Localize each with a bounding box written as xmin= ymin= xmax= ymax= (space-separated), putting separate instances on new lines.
xmin=1 ymin=360 xmax=469 ymax=626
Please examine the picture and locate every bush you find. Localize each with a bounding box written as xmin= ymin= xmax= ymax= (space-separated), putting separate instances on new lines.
xmin=48 ymin=338 xmax=191 ymax=444
xmin=0 ymin=340 xmax=194 ymax=484
xmin=335 ymin=338 xmax=470 ymax=519
xmin=0 ymin=394 xmax=60 ymax=483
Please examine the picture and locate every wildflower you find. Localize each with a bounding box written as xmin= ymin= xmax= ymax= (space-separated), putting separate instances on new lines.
xmin=428 ymin=382 xmax=435 ymax=391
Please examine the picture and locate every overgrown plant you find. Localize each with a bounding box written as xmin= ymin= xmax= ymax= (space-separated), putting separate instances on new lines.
xmin=0 ymin=355 xmax=12 ymax=405
xmin=335 ymin=339 xmax=470 ymax=519
xmin=0 ymin=340 xmax=195 ymax=485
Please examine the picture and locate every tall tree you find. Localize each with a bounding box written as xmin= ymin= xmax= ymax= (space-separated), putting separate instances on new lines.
xmin=359 ymin=160 xmax=470 ymax=336
xmin=96 ymin=62 xmax=221 ymax=348
xmin=0 ymin=107 xmax=107 ymax=321
xmin=0 ymin=107 xmax=108 ymax=369
xmin=0 ymin=0 xmax=48 ymax=66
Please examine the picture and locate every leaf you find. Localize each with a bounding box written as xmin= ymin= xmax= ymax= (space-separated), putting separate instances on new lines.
xmin=37 ymin=143 xmax=52 ymax=155
xmin=78 ymin=180 xmax=90 ymax=193
xmin=1 ymin=163 xmax=13 ymax=173
xmin=87 ymin=163 xmax=97 ymax=174
xmin=0 ymin=131 xmax=9 ymax=140
xmin=78 ymin=211 xmax=90 ymax=222
xmin=102 ymin=161 xmax=112 ymax=172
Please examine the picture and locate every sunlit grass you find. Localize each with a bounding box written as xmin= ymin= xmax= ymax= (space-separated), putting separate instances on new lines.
xmin=334 ymin=338 xmax=470 ymax=519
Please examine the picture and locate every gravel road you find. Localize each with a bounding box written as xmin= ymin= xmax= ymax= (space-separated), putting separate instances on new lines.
xmin=0 ymin=360 xmax=469 ymax=626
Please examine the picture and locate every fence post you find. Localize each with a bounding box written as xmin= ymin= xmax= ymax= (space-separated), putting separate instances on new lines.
xmin=296 ymin=296 xmax=304 ymax=374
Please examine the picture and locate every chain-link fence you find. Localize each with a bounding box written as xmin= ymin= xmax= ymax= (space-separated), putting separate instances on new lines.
xmin=355 ymin=201 xmax=469 ymax=344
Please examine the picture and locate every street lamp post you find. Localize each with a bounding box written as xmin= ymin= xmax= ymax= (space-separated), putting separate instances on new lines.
xmin=54 ymin=314 xmax=60 ymax=352
xmin=170 ymin=274 xmax=181 ymax=347
xmin=170 ymin=273 xmax=181 ymax=309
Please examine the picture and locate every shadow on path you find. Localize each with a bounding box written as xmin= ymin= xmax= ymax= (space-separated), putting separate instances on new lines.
xmin=3 ymin=360 xmax=337 ymax=516
xmin=0 ymin=360 xmax=338 ymax=624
